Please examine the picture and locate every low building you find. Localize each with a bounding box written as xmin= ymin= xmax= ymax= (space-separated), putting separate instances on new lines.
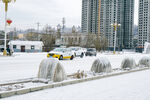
xmin=59 ymin=33 xmax=108 ymax=51
xmin=60 ymin=33 xmax=87 ymax=47
xmin=8 ymin=40 xmax=44 ymax=52
xmin=18 ymin=34 xmax=24 ymax=39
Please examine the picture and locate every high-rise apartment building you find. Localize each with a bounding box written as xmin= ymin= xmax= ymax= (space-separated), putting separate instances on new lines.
xmin=81 ymin=0 xmax=134 ymax=49
xmin=138 ymin=0 xmax=150 ymax=48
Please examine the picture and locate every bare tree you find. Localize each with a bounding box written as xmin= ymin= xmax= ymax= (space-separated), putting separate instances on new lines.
xmin=93 ymin=35 xmax=108 ymax=51
xmin=25 ymin=32 xmax=39 ymax=41
xmin=85 ymin=33 xmax=95 ymax=48
xmin=41 ymin=34 xmax=55 ymax=52
xmin=94 ymin=36 xmax=101 ymax=51
xmin=43 ymin=25 xmax=55 ymax=34
xmin=101 ymin=36 xmax=108 ymax=51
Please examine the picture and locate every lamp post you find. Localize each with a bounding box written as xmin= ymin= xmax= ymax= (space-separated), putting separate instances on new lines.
xmin=2 ymin=0 xmax=16 ymax=56
xmin=110 ymin=0 xmax=121 ymax=54
xmin=111 ymin=23 xmax=121 ymax=54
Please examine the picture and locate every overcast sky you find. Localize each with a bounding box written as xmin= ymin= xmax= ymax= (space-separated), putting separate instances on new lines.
xmin=0 ymin=0 xmax=138 ymax=30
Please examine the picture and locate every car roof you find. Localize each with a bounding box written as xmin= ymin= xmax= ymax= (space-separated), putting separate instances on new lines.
xmin=68 ymin=47 xmax=81 ymax=48
xmin=87 ymin=48 xmax=95 ymax=49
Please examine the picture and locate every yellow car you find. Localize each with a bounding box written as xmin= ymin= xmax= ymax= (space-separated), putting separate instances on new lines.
xmin=47 ymin=48 xmax=74 ymax=60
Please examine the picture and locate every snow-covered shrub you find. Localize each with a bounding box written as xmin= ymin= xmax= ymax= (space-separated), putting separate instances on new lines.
xmin=91 ymin=57 xmax=112 ymax=73
xmin=121 ymin=58 xmax=136 ymax=69
xmin=138 ymin=57 xmax=150 ymax=67
xmin=38 ymin=58 xmax=66 ymax=82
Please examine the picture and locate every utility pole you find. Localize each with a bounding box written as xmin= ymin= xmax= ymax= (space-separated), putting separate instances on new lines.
xmin=2 ymin=0 xmax=16 ymax=56
xmin=37 ymin=22 xmax=40 ymax=33
xmin=36 ymin=22 xmax=40 ymax=40
xmin=13 ymin=27 xmax=17 ymax=40
xmin=62 ymin=17 xmax=65 ymax=33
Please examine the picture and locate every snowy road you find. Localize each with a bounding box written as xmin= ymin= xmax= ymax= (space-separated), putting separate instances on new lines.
xmin=0 ymin=52 xmax=149 ymax=82
xmin=2 ymin=68 xmax=150 ymax=100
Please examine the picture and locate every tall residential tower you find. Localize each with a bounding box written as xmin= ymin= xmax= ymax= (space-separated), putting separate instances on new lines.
xmin=138 ymin=0 xmax=150 ymax=49
xmin=81 ymin=0 xmax=134 ymax=49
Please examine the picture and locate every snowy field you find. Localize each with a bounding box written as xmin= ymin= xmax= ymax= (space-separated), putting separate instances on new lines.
xmin=0 ymin=52 xmax=150 ymax=82
xmin=1 ymin=52 xmax=150 ymax=99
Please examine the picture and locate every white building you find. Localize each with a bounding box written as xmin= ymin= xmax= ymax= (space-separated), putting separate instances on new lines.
xmin=8 ymin=41 xmax=44 ymax=52
xmin=138 ymin=0 xmax=150 ymax=48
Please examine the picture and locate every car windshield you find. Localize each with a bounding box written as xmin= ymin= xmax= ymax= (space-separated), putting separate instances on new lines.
xmin=53 ymin=48 xmax=66 ymax=52
xmin=69 ymin=47 xmax=80 ymax=51
xmin=69 ymin=48 xmax=76 ymax=50
xmin=87 ymin=48 xmax=95 ymax=51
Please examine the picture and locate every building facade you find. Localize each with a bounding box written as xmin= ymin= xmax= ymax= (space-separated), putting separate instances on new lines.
xmin=138 ymin=0 xmax=150 ymax=50
xmin=8 ymin=41 xmax=43 ymax=52
xmin=81 ymin=0 xmax=134 ymax=49
xmin=60 ymin=33 xmax=87 ymax=47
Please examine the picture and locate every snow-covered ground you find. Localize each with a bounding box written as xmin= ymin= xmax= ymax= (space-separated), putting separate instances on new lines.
xmin=2 ymin=66 xmax=150 ymax=100
xmin=0 ymin=52 xmax=149 ymax=82
xmin=1 ymin=52 xmax=150 ymax=99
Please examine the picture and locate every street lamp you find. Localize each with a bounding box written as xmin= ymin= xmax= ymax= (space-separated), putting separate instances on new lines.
xmin=2 ymin=0 xmax=16 ymax=56
xmin=110 ymin=0 xmax=121 ymax=54
xmin=111 ymin=23 xmax=121 ymax=54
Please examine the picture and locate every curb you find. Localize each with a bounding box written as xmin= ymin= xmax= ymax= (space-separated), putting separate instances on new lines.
xmin=0 ymin=67 xmax=149 ymax=98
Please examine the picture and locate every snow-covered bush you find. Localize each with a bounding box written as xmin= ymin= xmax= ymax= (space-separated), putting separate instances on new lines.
xmin=38 ymin=58 xmax=66 ymax=82
xmin=121 ymin=58 xmax=136 ymax=69
xmin=138 ymin=57 xmax=150 ymax=67
xmin=91 ymin=57 xmax=112 ymax=73
xmin=143 ymin=42 xmax=150 ymax=54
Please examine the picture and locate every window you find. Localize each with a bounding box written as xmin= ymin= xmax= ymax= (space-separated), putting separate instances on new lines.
xmin=31 ymin=45 xmax=35 ymax=50
xmin=13 ymin=45 xmax=16 ymax=49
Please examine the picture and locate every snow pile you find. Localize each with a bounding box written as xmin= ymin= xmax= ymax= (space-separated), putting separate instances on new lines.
xmin=91 ymin=57 xmax=112 ymax=73
xmin=138 ymin=57 xmax=150 ymax=67
xmin=38 ymin=58 xmax=66 ymax=82
xmin=143 ymin=42 xmax=150 ymax=54
xmin=0 ymin=84 xmax=24 ymax=92
xmin=121 ymin=58 xmax=136 ymax=69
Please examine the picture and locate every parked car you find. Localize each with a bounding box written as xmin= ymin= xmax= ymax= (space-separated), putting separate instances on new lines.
xmin=68 ymin=47 xmax=85 ymax=58
xmin=85 ymin=48 xmax=97 ymax=56
xmin=47 ymin=48 xmax=74 ymax=60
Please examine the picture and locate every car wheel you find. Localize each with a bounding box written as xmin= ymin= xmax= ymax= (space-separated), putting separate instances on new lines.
xmin=59 ymin=55 xmax=63 ymax=60
xmin=80 ymin=53 xmax=84 ymax=58
xmin=70 ymin=55 xmax=74 ymax=60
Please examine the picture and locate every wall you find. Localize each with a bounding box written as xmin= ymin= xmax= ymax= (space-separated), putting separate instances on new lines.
xmin=10 ymin=44 xmax=43 ymax=52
